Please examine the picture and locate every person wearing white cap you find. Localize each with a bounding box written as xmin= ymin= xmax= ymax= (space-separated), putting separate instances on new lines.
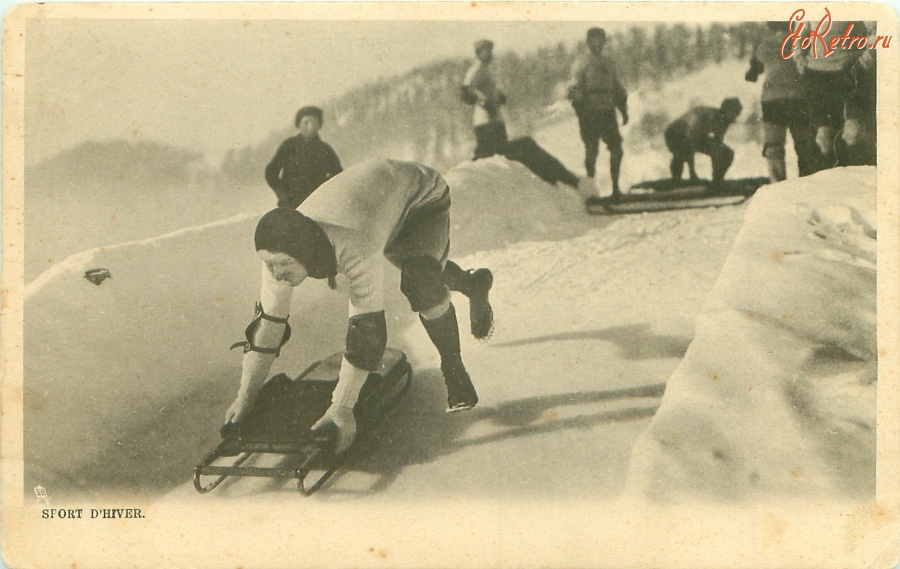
xmin=461 ymin=39 xmax=509 ymax=159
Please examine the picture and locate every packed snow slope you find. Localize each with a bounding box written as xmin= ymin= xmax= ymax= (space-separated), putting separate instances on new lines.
xmin=626 ymin=166 xmax=877 ymax=502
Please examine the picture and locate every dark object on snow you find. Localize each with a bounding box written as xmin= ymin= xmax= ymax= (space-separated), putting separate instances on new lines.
xmin=84 ymin=268 xmax=111 ymax=286
xmin=585 ymin=177 xmax=770 ymax=215
xmin=194 ymin=348 xmax=412 ymax=496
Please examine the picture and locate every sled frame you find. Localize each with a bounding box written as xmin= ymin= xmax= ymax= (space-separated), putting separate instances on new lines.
xmin=194 ymin=354 xmax=412 ymax=496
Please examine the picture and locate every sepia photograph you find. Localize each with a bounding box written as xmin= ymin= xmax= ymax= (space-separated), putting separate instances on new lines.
xmin=2 ymin=2 xmax=899 ymax=567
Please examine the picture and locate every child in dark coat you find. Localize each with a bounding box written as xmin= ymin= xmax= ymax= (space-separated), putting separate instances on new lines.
xmin=265 ymin=106 xmax=343 ymax=209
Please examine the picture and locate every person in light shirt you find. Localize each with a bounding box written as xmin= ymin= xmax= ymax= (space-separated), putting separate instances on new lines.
xmin=462 ymin=39 xmax=509 ymax=160
xmin=226 ymin=158 xmax=494 ymax=453
xmin=567 ymin=27 xmax=629 ymax=200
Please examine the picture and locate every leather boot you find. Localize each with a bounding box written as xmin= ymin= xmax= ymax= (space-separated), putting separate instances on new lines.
xmin=443 ymin=262 xmax=494 ymax=339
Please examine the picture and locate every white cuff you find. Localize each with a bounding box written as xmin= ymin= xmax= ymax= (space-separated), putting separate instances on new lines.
xmin=331 ymin=357 xmax=370 ymax=410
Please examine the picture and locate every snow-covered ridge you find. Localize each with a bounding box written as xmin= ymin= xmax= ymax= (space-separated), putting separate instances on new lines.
xmin=627 ymin=166 xmax=877 ymax=502
xmin=25 ymin=211 xmax=261 ymax=300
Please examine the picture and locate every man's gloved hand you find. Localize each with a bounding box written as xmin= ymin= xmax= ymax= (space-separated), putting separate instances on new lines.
xmin=496 ymin=92 xmax=507 ymax=106
xmin=745 ymin=56 xmax=764 ymax=82
xmin=312 ymin=404 xmax=357 ymax=454
xmin=621 ymin=109 xmax=629 ymax=126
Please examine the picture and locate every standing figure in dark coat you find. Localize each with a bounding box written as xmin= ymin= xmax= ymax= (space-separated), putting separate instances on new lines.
xmin=265 ymin=106 xmax=343 ymax=209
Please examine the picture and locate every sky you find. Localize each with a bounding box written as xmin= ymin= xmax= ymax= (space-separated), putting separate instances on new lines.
xmin=24 ymin=18 xmax=628 ymax=166
xmin=20 ymin=1 xmax=899 ymax=167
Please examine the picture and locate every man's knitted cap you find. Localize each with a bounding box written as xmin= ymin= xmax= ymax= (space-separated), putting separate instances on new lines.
xmin=295 ymin=106 xmax=324 ymax=127
xmin=587 ymin=27 xmax=606 ymax=40
xmin=254 ymin=208 xmax=337 ymax=280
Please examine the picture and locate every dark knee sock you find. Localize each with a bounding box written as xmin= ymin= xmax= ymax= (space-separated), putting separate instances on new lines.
xmin=584 ymin=143 xmax=599 ymax=178
xmin=610 ymin=151 xmax=622 ymax=193
xmin=420 ymin=304 xmax=462 ymax=364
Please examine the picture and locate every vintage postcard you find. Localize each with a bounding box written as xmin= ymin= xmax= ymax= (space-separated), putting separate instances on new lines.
xmin=2 ymin=1 xmax=898 ymax=567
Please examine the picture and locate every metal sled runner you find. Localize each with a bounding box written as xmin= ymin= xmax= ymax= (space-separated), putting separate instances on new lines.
xmin=194 ymin=348 xmax=412 ymax=495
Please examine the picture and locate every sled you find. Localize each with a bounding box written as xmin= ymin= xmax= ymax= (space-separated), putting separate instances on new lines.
xmin=586 ymin=177 xmax=770 ymax=215
xmin=193 ymin=348 xmax=412 ymax=496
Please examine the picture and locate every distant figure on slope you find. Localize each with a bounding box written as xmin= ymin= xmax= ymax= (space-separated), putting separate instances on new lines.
xmin=567 ymin=27 xmax=629 ymax=200
xmin=745 ymin=22 xmax=818 ymax=181
xmin=664 ymin=98 xmax=743 ymax=186
xmin=460 ymin=39 xmax=594 ymax=199
xmin=227 ymin=159 xmax=494 ymax=453
xmin=461 ymin=39 xmax=509 ymax=160
xmin=265 ymin=106 xmax=343 ymax=209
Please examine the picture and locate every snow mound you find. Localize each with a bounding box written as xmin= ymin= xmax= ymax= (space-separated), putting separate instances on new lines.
xmin=443 ymin=156 xmax=597 ymax=250
xmin=626 ymin=166 xmax=877 ymax=502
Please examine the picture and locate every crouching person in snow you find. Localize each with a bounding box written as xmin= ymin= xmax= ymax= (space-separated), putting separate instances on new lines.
xmin=225 ymin=159 xmax=494 ymax=453
xmin=664 ymin=97 xmax=743 ymax=186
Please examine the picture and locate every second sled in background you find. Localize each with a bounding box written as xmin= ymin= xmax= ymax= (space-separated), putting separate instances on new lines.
xmin=586 ymin=177 xmax=770 ymax=215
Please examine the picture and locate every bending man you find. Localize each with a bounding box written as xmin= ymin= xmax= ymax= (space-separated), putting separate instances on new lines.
xmin=227 ymin=159 xmax=494 ymax=453
xmin=664 ymin=98 xmax=743 ymax=185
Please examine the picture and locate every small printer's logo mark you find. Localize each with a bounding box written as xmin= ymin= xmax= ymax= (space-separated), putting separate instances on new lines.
xmin=34 ymin=485 xmax=50 ymax=506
